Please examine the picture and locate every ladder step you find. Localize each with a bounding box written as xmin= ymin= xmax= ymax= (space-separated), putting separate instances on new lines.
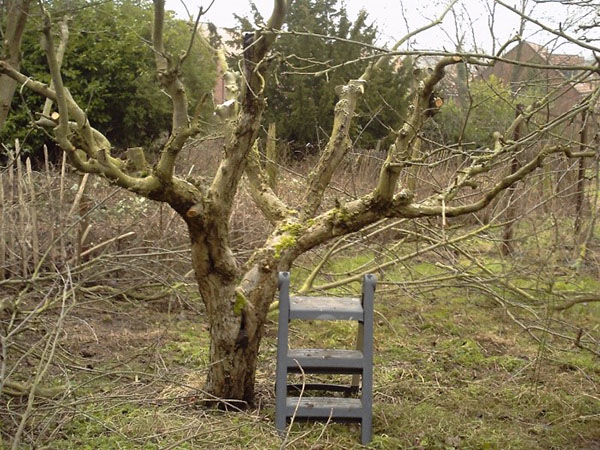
xmin=286 ymin=397 xmax=364 ymax=419
xmin=287 ymin=383 xmax=359 ymax=395
xmin=289 ymin=296 xmax=363 ymax=321
xmin=287 ymin=349 xmax=364 ymax=373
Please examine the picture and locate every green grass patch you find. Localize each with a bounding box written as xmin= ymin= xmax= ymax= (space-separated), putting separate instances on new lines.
xmin=163 ymin=320 xmax=210 ymax=366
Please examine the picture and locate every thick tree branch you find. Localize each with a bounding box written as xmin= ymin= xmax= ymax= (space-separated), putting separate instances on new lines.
xmin=155 ymin=127 xmax=198 ymax=183
xmin=300 ymin=79 xmax=365 ymax=219
xmin=254 ymin=0 xmax=289 ymax=60
xmin=553 ymin=295 xmax=600 ymax=311
xmin=265 ymin=122 xmax=278 ymax=188
xmin=152 ymin=0 xmax=167 ymax=72
xmin=152 ymin=0 xmax=194 ymax=185
xmin=245 ymin=142 xmax=291 ymax=224
xmin=291 ymin=136 xmax=539 ymax=256
xmin=373 ymin=56 xmax=462 ymax=204
xmin=185 ymin=1 xmax=290 ymax=305
xmin=293 ymin=190 xmax=415 ymax=257
xmin=299 ymin=2 xmax=461 ymax=221
xmin=208 ymin=0 xmax=288 ymax=220
xmin=0 ymin=0 xmax=31 ymax=129
xmin=0 ymin=51 xmax=202 ymax=205
xmin=0 ymin=61 xmax=56 ymax=100
xmin=40 ymin=13 xmax=70 ymax=120
xmin=293 ymin=109 xmax=596 ymax=260
xmin=41 ymin=11 xmax=72 ymax=150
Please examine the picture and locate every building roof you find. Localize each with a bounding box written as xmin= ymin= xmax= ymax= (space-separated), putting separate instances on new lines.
xmin=526 ymin=41 xmax=586 ymax=67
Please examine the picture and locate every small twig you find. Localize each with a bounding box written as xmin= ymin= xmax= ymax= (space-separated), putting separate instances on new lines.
xmin=280 ymin=359 xmax=305 ymax=449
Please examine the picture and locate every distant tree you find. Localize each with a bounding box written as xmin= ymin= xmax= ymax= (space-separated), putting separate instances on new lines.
xmin=0 ymin=0 xmax=32 ymax=130
xmin=236 ymin=0 xmax=411 ymax=155
xmin=435 ymin=75 xmax=515 ymax=148
xmin=0 ymin=0 xmax=216 ymax=153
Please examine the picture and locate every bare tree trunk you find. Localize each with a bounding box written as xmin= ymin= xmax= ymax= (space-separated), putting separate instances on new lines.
xmin=501 ymin=107 xmax=523 ymax=256
xmin=574 ymin=111 xmax=589 ymax=234
xmin=198 ymin=276 xmax=277 ymax=405
xmin=188 ymin=224 xmax=278 ymax=405
xmin=0 ymin=0 xmax=31 ymax=130
xmin=205 ymin=313 xmax=262 ymax=405
xmin=500 ymin=6 xmax=527 ymax=255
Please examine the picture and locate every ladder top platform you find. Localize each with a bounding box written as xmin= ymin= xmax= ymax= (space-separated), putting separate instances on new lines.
xmin=289 ymin=296 xmax=363 ymax=321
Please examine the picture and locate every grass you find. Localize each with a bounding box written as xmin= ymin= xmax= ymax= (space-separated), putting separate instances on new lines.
xmin=283 ymin=247 xmax=599 ymax=448
xmin=164 ymin=321 xmax=211 ymax=366
xmin=8 ymin=267 xmax=594 ymax=450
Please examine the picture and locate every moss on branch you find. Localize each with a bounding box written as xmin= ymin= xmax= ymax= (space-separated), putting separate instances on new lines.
xmin=233 ymin=290 xmax=247 ymax=315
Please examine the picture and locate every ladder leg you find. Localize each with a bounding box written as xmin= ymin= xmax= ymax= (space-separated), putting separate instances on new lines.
xmin=351 ymin=323 xmax=363 ymax=391
xmin=360 ymin=274 xmax=376 ymax=445
xmin=361 ymin=415 xmax=373 ymax=445
xmin=275 ymin=272 xmax=291 ymax=433
xmin=360 ymin=360 xmax=373 ymax=445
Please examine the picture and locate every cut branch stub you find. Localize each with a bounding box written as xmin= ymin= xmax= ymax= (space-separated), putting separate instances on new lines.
xmin=125 ymin=147 xmax=149 ymax=172
xmin=207 ymin=2 xmax=288 ymax=222
xmin=187 ymin=202 xmax=204 ymax=218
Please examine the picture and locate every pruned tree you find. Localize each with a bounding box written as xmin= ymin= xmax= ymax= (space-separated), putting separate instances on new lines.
xmin=0 ymin=0 xmax=598 ymax=406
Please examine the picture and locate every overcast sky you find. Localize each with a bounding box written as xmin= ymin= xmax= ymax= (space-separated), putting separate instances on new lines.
xmin=164 ymin=0 xmax=593 ymax=56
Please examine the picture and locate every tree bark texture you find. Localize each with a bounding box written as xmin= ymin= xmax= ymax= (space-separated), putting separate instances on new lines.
xmin=188 ymin=222 xmax=281 ymax=406
xmin=501 ymin=107 xmax=524 ymax=256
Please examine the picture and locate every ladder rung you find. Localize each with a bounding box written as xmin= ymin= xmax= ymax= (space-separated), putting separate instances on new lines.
xmin=286 ymin=397 xmax=364 ymax=418
xmin=287 ymin=383 xmax=359 ymax=395
xmin=289 ymin=296 xmax=363 ymax=321
xmin=287 ymin=349 xmax=364 ymax=373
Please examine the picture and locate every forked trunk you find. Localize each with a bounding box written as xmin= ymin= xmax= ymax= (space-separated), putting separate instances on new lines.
xmin=188 ymin=226 xmax=277 ymax=406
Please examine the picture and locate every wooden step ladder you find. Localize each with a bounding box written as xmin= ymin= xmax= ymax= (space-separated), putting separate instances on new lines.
xmin=275 ymin=272 xmax=376 ymax=445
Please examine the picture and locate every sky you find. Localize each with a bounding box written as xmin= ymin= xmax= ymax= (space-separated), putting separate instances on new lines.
xmin=164 ymin=0 xmax=594 ymax=57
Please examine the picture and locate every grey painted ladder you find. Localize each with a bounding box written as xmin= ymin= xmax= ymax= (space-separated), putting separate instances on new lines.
xmin=275 ymin=272 xmax=376 ymax=445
